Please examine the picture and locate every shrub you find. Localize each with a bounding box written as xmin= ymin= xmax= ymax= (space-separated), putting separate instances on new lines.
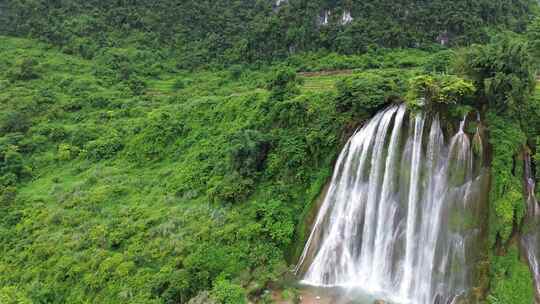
xmin=229 ymin=65 xmax=244 ymax=80
xmin=84 ymin=131 xmax=123 ymax=160
xmin=207 ymin=173 xmax=254 ymax=204
xmin=8 ymin=58 xmax=40 ymax=81
xmin=229 ymin=130 xmax=271 ymax=178
xmin=36 ymin=88 xmax=57 ymax=105
xmin=487 ymin=112 xmax=527 ymax=246
xmin=267 ymin=67 xmax=300 ymax=101
xmin=211 ymin=276 xmax=246 ymax=304
xmin=0 ymin=173 xmax=18 ymax=187
xmin=127 ymin=110 xmax=188 ymax=161
xmin=34 ymin=125 xmax=68 ymax=142
xmin=424 ymin=50 xmax=456 ymax=73
xmin=128 ymin=77 xmax=147 ymax=95
xmin=173 ymin=79 xmax=186 ymax=91
xmin=488 ymin=246 xmax=534 ymax=304
xmin=0 ymin=110 xmax=31 ymax=134
xmin=57 ymin=143 xmax=79 ymax=161
xmin=253 ymin=200 xmax=295 ymax=247
xmin=88 ymin=95 xmax=111 ymax=108
xmin=335 ymin=72 xmax=403 ymax=115
xmin=0 ymin=145 xmax=25 ymax=181
xmin=459 ymin=36 xmax=535 ymax=114
xmin=0 ymin=286 xmax=32 ymax=304
xmin=406 ymin=74 xmax=475 ymax=109
xmin=69 ymin=126 xmax=100 ymax=147
xmin=0 ymin=186 xmax=17 ymax=205
xmin=527 ymin=17 xmax=540 ymax=68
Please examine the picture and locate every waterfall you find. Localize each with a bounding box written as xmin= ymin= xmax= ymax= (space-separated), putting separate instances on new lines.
xmin=522 ymin=152 xmax=540 ymax=302
xmin=296 ymin=104 xmax=489 ymax=304
xmin=341 ymin=10 xmax=353 ymax=25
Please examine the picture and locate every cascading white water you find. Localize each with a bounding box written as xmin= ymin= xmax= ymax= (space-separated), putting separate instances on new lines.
xmin=341 ymin=10 xmax=353 ymax=25
xmin=296 ymin=104 xmax=488 ymax=304
xmin=522 ymin=152 xmax=540 ymax=302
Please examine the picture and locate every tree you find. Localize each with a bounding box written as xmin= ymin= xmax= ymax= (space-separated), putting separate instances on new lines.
xmin=8 ymin=58 xmax=39 ymax=81
xmin=267 ymin=67 xmax=301 ymax=101
xmin=527 ymin=17 xmax=540 ymax=68
xmin=459 ymin=36 xmax=536 ymax=115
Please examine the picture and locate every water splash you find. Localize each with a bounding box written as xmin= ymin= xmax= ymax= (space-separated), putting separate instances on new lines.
xmin=296 ymin=105 xmax=488 ymax=304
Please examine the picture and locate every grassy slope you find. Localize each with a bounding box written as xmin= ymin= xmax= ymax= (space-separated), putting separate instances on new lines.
xmin=0 ymin=36 xmax=364 ymax=303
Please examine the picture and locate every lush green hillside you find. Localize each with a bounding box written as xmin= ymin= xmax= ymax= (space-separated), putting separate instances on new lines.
xmin=0 ymin=2 xmax=540 ymax=304
xmin=0 ymin=36 xmax=447 ymax=303
xmin=3 ymin=0 xmax=537 ymax=67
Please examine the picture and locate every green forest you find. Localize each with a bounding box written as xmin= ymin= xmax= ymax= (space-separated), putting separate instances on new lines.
xmin=0 ymin=1 xmax=540 ymax=303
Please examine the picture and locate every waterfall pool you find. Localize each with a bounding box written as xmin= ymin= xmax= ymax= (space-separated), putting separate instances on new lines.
xmin=297 ymin=285 xmax=390 ymax=304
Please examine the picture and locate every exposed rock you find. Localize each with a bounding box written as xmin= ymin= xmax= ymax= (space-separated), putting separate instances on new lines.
xmin=187 ymin=291 xmax=217 ymax=304
xmin=319 ymin=10 xmax=331 ymax=26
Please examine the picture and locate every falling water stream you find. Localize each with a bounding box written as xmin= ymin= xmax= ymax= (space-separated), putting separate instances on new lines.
xmin=296 ymin=104 xmax=489 ymax=304
xmin=522 ymin=152 xmax=540 ymax=303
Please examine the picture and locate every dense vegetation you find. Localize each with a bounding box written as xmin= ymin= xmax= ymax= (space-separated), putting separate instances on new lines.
xmin=0 ymin=36 xmax=442 ymax=303
xmin=0 ymin=1 xmax=540 ymax=304
xmin=459 ymin=36 xmax=539 ymax=303
xmin=2 ymin=0 xmax=538 ymax=67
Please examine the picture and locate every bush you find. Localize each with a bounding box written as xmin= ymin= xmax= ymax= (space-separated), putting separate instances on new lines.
xmin=0 ymin=186 xmax=17 ymax=205
xmin=424 ymin=50 xmax=456 ymax=73
xmin=207 ymin=173 xmax=254 ymax=204
xmin=88 ymin=95 xmax=111 ymax=108
xmin=0 ymin=286 xmax=32 ymax=304
xmin=0 ymin=110 xmax=31 ymax=134
xmin=0 ymin=145 xmax=26 ymax=181
xmin=35 ymin=125 xmax=68 ymax=142
xmin=8 ymin=58 xmax=40 ymax=81
xmin=173 ymin=79 xmax=186 ymax=91
xmin=335 ymin=72 xmax=404 ymax=115
xmin=128 ymin=77 xmax=147 ymax=95
xmin=527 ymin=17 xmax=540 ymax=68
xmin=84 ymin=132 xmax=123 ymax=160
xmin=127 ymin=110 xmax=188 ymax=161
xmin=57 ymin=143 xmax=79 ymax=161
xmin=459 ymin=36 xmax=536 ymax=114
xmin=488 ymin=246 xmax=534 ymax=304
xmin=211 ymin=276 xmax=246 ymax=304
xmin=229 ymin=65 xmax=244 ymax=80
xmin=487 ymin=112 xmax=527 ymax=245
xmin=229 ymin=130 xmax=271 ymax=178
xmin=267 ymin=67 xmax=300 ymax=101
xmin=253 ymin=200 xmax=295 ymax=247
xmin=406 ymin=74 xmax=475 ymax=109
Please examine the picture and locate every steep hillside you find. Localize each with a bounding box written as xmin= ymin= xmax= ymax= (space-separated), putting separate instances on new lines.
xmin=0 ymin=36 xmax=443 ymax=303
xmin=2 ymin=0 xmax=537 ymax=66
